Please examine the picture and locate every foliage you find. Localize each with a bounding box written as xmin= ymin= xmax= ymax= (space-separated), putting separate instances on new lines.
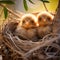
xmin=0 ymin=0 xmax=50 ymax=19
xmin=39 ymin=0 xmax=50 ymax=11
xmin=23 ymin=0 xmax=50 ymax=11
xmin=3 ymin=7 xmax=8 ymax=19
xmin=23 ymin=0 xmax=28 ymax=11
xmin=40 ymin=0 xmax=50 ymax=3
xmin=0 ymin=0 xmax=14 ymax=19
xmin=0 ymin=0 xmax=14 ymax=4
xmin=23 ymin=0 xmax=34 ymax=11
xmin=28 ymin=0 xmax=34 ymax=4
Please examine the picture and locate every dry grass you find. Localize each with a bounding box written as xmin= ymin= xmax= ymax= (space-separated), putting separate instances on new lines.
xmin=0 ymin=6 xmax=60 ymax=60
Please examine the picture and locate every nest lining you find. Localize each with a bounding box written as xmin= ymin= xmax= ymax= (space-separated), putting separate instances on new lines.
xmin=0 ymin=11 xmax=60 ymax=60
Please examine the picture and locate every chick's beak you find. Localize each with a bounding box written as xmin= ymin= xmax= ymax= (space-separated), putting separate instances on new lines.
xmin=26 ymin=22 xmax=29 ymax=25
xmin=36 ymin=22 xmax=39 ymax=27
xmin=43 ymin=19 xmax=46 ymax=22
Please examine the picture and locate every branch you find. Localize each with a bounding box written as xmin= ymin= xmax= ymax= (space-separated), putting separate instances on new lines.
xmin=0 ymin=4 xmax=23 ymax=18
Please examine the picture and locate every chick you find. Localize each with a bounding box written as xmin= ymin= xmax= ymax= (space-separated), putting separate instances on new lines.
xmin=15 ymin=14 xmax=38 ymax=41
xmin=37 ymin=11 xmax=54 ymax=38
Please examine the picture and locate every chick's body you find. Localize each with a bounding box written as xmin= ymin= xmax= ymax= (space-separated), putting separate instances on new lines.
xmin=37 ymin=26 xmax=52 ymax=38
xmin=37 ymin=12 xmax=54 ymax=38
xmin=27 ymin=28 xmax=37 ymax=41
xmin=15 ymin=26 xmax=28 ymax=40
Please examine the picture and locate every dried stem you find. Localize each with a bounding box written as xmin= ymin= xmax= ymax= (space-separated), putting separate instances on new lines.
xmin=24 ymin=35 xmax=60 ymax=58
xmin=0 ymin=4 xmax=23 ymax=18
xmin=43 ymin=2 xmax=48 ymax=12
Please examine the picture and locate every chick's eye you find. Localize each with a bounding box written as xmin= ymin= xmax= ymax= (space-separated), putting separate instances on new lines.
xmin=30 ymin=20 xmax=36 ymax=26
xmin=22 ymin=20 xmax=26 ymax=24
xmin=47 ymin=17 xmax=51 ymax=22
xmin=30 ymin=20 xmax=34 ymax=24
xmin=38 ymin=17 xmax=42 ymax=21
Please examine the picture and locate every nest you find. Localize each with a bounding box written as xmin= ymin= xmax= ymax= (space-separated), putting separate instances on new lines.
xmin=0 ymin=10 xmax=60 ymax=60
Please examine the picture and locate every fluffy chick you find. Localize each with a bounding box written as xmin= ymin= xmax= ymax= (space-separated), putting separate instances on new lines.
xmin=15 ymin=14 xmax=38 ymax=41
xmin=37 ymin=11 xmax=54 ymax=38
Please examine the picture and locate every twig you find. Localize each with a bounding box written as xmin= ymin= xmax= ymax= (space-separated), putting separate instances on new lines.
xmin=42 ymin=33 xmax=59 ymax=41
xmin=43 ymin=2 xmax=48 ymax=12
xmin=0 ymin=4 xmax=23 ymax=18
xmin=0 ymin=8 xmax=3 ymax=17
xmin=24 ymin=35 xmax=60 ymax=58
xmin=6 ymin=29 xmax=24 ymax=53
xmin=2 ymin=38 xmax=24 ymax=57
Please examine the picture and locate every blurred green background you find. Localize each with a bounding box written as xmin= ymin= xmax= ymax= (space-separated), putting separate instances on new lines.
xmin=27 ymin=0 xmax=59 ymax=13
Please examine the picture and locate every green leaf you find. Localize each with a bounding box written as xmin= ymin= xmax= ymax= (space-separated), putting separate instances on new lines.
xmin=4 ymin=7 xmax=8 ymax=19
xmin=28 ymin=0 xmax=34 ymax=4
xmin=40 ymin=0 xmax=50 ymax=3
xmin=23 ymin=0 xmax=28 ymax=11
xmin=0 ymin=1 xmax=15 ymax=4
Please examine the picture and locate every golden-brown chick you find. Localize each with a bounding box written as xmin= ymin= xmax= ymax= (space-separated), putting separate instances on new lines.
xmin=37 ymin=11 xmax=54 ymax=38
xmin=37 ymin=11 xmax=54 ymax=27
xmin=20 ymin=14 xmax=38 ymax=29
xmin=15 ymin=14 xmax=38 ymax=41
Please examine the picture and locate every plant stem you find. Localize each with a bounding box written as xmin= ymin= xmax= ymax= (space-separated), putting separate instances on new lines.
xmin=43 ymin=2 xmax=48 ymax=12
xmin=0 ymin=4 xmax=22 ymax=18
xmin=0 ymin=9 xmax=3 ymax=17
